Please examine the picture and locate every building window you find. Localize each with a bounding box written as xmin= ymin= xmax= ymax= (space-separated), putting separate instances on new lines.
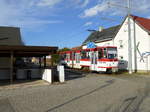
xmin=120 ymin=56 xmax=123 ymax=59
xmin=119 ymin=40 xmax=123 ymax=48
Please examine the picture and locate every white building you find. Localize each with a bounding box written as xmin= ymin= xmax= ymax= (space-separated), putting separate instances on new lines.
xmin=82 ymin=15 xmax=150 ymax=72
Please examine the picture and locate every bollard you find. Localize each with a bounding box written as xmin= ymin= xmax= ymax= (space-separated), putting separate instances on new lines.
xmin=42 ymin=69 xmax=52 ymax=83
xmin=58 ymin=65 xmax=65 ymax=83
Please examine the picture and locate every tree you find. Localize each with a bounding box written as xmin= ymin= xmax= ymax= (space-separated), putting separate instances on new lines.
xmin=59 ymin=47 xmax=70 ymax=52
xmin=51 ymin=47 xmax=70 ymax=65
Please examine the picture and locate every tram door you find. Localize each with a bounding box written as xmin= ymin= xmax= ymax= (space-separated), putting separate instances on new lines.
xmin=75 ymin=53 xmax=80 ymax=68
xmin=90 ymin=51 xmax=98 ymax=71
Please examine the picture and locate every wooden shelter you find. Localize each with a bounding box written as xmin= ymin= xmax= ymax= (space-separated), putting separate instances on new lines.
xmin=0 ymin=45 xmax=58 ymax=84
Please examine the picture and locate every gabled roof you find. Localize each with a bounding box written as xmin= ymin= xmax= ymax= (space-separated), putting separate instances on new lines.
xmin=82 ymin=25 xmax=121 ymax=45
xmin=130 ymin=15 xmax=150 ymax=33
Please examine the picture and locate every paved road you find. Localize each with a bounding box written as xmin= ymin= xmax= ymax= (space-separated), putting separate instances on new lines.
xmin=0 ymin=71 xmax=150 ymax=112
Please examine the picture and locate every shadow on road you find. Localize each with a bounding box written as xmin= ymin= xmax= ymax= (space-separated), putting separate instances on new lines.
xmin=65 ymin=68 xmax=86 ymax=81
xmin=47 ymin=79 xmax=115 ymax=112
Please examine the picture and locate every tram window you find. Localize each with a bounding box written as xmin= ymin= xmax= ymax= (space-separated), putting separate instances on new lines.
xmin=108 ymin=54 xmax=115 ymax=59
xmin=62 ymin=54 xmax=66 ymax=60
xmin=64 ymin=54 xmax=66 ymax=59
xmin=67 ymin=54 xmax=70 ymax=62
xmin=72 ymin=53 xmax=75 ymax=60
xmin=107 ymin=48 xmax=117 ymax=59
xmin=98 ymin=49 xmax=103 ymax=59
xmin=103 ymin=48 xmax=107 ymax=58
xmin=81 ymin=51 xmax=86 ymax=59
xmin=61 ymin=54 xmax=65 ymax=60
xmin=70 ymin=53 xmax=72 ymax=60
xmin=76 ymin=53 xmax=80 ymax=63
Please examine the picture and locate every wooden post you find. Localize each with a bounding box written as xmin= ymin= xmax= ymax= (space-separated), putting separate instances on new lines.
xmin=10 ymin=51 xmax=14 ymax=84
xmin=44 ymin=56 xmax=46 ymax=68
xmin=39 ymin=57 xmax=42 ymax=68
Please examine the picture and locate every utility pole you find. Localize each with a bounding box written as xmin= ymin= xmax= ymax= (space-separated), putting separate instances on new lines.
xmin=107 ymin=0 xmax=133 ymax=74
xmin=127 ymin=0 xmax=132 ymax=74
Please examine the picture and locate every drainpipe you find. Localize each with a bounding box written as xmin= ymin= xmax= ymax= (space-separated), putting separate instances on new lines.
xmin=133 ymin=21 xmax=137 ymax=72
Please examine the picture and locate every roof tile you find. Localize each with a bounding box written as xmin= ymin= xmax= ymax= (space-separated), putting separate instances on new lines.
xmin=131 ymin=15 xmax=150 ymax=32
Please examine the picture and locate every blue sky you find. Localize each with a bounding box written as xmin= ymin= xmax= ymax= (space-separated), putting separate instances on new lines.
xmin=0 ymin=0 xmax=150 ymax=48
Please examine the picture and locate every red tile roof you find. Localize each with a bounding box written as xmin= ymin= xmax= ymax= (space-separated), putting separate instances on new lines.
xmin=131 ymin=15 xmax=150 ymax=32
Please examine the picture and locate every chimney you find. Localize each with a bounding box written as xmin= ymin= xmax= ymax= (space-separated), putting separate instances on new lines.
xmin=99 ymin=26 xmax=104 ymax=32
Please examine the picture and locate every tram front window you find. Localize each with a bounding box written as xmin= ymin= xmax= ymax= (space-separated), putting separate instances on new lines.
xmin=107 ymin=48 xmax=117 ymax=59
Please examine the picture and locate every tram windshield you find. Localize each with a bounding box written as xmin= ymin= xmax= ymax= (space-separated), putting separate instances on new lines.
xmin=107 ymin=48 xmax=117 ymax=59
xmin=61 ymin=54 xmax=66 ymax=60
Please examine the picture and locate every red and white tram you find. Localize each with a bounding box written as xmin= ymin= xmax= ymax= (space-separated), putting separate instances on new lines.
xmin=60 ymin=46 xmax=118 ymax=73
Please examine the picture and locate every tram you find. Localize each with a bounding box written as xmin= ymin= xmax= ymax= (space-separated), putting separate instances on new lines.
xmin=60 ymin=46 xmax=118 ymax=73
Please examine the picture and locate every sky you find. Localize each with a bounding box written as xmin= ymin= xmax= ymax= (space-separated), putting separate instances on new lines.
xmin=0 ymin=0 xmax=150 ymax=48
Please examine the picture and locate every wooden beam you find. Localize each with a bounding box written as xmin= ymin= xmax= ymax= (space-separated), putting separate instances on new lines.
xmin=10 ymin=51 xmax=14 ymax=84
xmin=39 ymin=57 xmax=42 ymax=68
xmin=51 ymin=55 xmax=53 ymax=67
xmin=44 ymin=56 xmax=46 ymax=68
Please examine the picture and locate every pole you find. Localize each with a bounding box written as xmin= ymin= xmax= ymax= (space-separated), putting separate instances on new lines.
xmin=39 ymin=57 xmax=42 ymax=68
xmin=44 ymin=56 xmax=46 ymax=68
xmin=133 ymin=21 xmax=137 ymax=72
xmin=127 ymin=0 xmax=132 ymax=74
xmin=10 ymin=51 xmax=14 ymax=84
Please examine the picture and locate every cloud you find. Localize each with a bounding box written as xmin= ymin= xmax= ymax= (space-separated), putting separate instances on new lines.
xmin=80 ymin=0 xmax=150 ymax=18
xmin=37 ymin=0 xmax=62 ymax=7
xmin=80 ymin=2 xmax=108 ymax=18
xmin=69 ymin=0 xmax=89 ymax=8
xmin=14 ymin=19 xmax=63 ymax=28
xmin=0 ymin=0 xmax=63 ymax=29
xmin=132 ymin=0 xmax=150 ymax=14
xmin=84 ymin=22 xmax=93 ymax=26
xmin=80 ymin=0 xmax=90 ymax=7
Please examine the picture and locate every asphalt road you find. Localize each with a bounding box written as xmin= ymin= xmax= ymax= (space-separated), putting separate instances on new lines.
xmin=0 ymin=71 xmax=150 ymax=112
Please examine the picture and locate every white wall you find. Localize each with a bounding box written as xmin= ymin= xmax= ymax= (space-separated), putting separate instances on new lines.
xmin=114 ymin=18 xmax=129 ymax=70
xmin=134 ymin=23 xmax=150 ymax=71
xmin=96 ymin=40 xmax=114 ymax=47
xmin=114 ymin=17 xmax=150 ymax=71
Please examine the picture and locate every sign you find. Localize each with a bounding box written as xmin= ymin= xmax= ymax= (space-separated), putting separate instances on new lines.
xmin=87 ymin=42 xmax=96 ymax=48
